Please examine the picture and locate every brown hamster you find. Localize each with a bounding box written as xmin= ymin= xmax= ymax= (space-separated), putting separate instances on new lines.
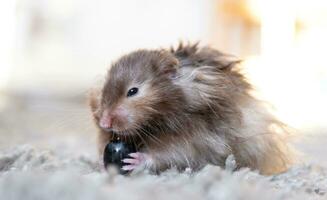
xmin=89 ymin=43 xmax=293 ymax=175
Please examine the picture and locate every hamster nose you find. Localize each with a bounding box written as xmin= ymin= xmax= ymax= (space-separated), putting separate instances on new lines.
xmin=99 ymin=114 xmax=114 ymax=129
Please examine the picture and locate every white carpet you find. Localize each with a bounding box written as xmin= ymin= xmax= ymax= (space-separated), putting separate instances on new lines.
xmin=0 ymin=145 xmax=326 ymax=200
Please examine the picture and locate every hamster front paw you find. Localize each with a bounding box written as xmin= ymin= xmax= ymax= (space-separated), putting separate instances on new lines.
xmin=121 ymin=152 xmax=151 ymax=171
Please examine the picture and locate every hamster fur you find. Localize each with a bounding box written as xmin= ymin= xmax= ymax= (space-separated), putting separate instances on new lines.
xmin=89 ymin=43 xmax=293 ymax=175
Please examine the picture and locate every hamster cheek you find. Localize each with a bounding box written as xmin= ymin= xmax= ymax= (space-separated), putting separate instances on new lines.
xmin=105 ymin=105 xmax=131 ymax=131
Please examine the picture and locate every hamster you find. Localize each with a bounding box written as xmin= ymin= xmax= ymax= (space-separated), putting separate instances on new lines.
xmin=89 ymin=43 xmax=293 ymax=175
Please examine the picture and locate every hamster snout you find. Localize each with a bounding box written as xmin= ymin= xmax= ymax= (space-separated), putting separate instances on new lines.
xmin=99 ymin=110 xmax=113 ymax=129
xmin=99 ymin=106 xmax=130 ymax=132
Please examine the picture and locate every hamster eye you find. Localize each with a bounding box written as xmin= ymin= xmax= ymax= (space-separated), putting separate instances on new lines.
xmin=127 ymin=87 xmax=138 ymax=97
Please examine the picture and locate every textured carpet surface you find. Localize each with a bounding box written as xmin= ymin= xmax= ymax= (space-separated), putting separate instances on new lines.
xmin=0 ymin=145 xmax=326 ymax=200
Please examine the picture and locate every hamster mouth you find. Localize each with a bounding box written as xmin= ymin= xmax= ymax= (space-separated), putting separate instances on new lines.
xmin=100 ymin=121 xmax=140 ymax=135
xmin=102 ymin=127 xmax=114 ymax=132
xmin=102 ymin=127 xmax=134 ymax=135
xmin=115 ymin=129 xmax=135 ymax=135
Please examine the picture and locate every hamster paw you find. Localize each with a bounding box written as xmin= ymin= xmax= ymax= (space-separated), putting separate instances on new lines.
xmin=121 ymin=152 xmax=149 ymax=171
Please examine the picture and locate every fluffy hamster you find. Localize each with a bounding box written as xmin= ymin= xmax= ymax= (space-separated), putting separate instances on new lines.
xmin=89 ymin=43 xmax=293 ymax=175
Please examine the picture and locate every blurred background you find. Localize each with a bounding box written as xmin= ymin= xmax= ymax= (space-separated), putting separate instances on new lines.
xmin=0 ymin=0 xmax=326 ymax=161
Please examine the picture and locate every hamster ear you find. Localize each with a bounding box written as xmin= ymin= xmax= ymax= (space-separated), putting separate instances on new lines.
xmin=160 ymin=64 xmax=178 ymax=79
xmin=156 ymin=54 xmax=179 ymax=79
xmin=88 ymin=88 xmax=101 ymax=119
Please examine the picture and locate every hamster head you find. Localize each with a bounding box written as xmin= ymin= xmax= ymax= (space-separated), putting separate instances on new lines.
xmin=95 ymin=50 xmax=185 ymax=134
